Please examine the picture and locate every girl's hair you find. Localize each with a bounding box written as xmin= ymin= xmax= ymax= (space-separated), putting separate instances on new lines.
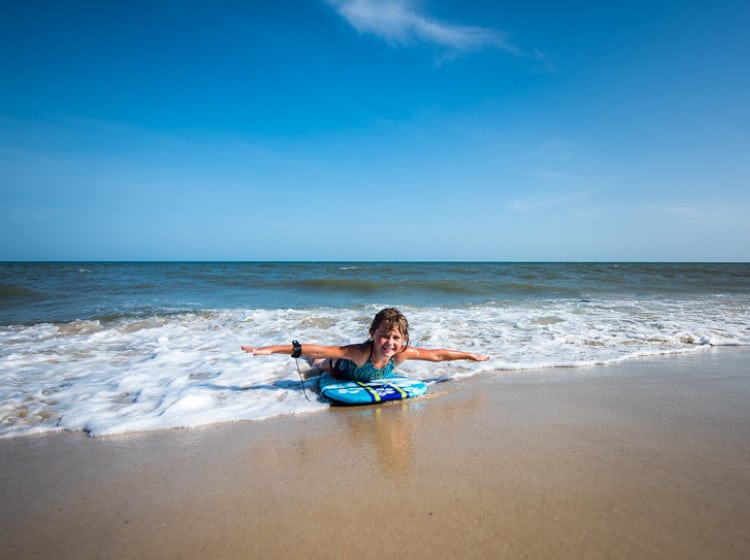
xmin=369 ymin=307 xmax=410 ymax=350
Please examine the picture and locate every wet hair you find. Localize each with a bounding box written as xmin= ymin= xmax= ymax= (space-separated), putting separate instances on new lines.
xmin=369 ymin=307 xmax=410 ymax=350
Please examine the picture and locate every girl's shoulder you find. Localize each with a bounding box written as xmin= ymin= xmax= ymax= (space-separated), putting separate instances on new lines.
xmin=342 ymin=341 xmax=372 ymax=362
xmin=394 ymin=345 xmax=420 ymax=363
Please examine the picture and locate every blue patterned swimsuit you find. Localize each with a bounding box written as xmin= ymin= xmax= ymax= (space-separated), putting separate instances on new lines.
xmin=331 ymin=343 xmax=396 ymax=382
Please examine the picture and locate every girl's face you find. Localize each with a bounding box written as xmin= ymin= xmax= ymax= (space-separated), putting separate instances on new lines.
xmin=370 ymin=325 xmax=405 ymax=359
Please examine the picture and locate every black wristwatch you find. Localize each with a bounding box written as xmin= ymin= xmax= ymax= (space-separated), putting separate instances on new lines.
xmin=291 ymin=340 xmax=302 ymax=358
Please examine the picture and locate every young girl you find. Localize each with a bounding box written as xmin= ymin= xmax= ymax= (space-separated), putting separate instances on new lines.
xmin=241 ymin=307 xmax=490 ymax=382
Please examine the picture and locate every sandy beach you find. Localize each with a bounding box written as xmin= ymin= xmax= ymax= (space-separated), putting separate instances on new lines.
xmin=2 ymin=348 xmax=749 ymax=559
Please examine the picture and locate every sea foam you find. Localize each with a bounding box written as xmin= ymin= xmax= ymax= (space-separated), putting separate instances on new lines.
xmin=1 ymin=298 xmax=748 ymax=438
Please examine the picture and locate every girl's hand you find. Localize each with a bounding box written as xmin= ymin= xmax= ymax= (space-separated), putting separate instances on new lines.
xmin=241 ymin=346 xmax=272 ymax=355
xmin=472 ymin=353 xmax=491 ymax=361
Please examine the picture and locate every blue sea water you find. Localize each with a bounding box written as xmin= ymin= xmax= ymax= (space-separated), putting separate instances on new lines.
xmin=1 ymin=262 xmax=749 ymax=437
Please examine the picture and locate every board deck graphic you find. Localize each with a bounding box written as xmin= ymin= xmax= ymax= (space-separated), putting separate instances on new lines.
xmin=318 ymin=373 xmax=427 ymax=405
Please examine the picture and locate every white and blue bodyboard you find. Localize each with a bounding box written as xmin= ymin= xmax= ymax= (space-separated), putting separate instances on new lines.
xmin=318 ymin=373 xmax=427 ymax=405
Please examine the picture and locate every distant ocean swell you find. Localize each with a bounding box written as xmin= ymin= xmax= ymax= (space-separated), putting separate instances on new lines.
xmin=287 ymin=277 xmax=577 ymax=297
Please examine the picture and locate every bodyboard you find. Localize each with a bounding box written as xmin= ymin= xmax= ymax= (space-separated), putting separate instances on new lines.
xmin=318 ymin=373 xmax=427 ymax=405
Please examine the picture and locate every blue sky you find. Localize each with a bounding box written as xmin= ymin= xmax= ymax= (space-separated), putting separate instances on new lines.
xmin=1 ymin=0 xmax=748 ymax=261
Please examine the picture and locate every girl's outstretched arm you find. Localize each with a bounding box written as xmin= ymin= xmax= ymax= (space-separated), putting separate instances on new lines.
xmin=241 ymin=344 xmax=292 ymax=356
xmin=241 ymin=343 xmax=360 ymax=360
xmin=398 ymin=346 xmax=490 ymax=363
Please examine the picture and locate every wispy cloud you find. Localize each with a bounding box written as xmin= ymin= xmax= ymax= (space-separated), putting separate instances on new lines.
xmin=326 ymin=0 xmax=519 ymax=56
xmin=510 ymin=189 xmax=598 ymax=214
xmin=661 ymin=202 xmax=749 ymax=228
xmin=664 ymin=205 xmax=699 ymax=217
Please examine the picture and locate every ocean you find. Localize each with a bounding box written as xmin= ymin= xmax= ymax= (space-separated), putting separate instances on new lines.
xmin=1 ymin=262 xmax=749 ymax=438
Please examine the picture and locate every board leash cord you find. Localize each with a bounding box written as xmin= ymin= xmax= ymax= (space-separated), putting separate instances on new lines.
xmin=294 ymin=358 xmax=311 ymax=401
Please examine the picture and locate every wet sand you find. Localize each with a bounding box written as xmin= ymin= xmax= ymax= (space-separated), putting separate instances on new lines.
xmin=2 ymin=348 xmax=749 ymax=559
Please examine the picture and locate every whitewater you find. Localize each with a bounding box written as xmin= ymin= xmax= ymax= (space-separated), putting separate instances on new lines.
xmin=1 ymin=262 xmax=748 ymax=437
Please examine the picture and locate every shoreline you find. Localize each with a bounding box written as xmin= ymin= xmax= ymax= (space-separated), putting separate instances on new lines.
xmin=2 ymin=348 xmax=749 ymax=559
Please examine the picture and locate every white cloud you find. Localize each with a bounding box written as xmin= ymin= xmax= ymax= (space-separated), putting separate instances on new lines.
xmin=326 ymin=0 xmax=518 ymax=55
